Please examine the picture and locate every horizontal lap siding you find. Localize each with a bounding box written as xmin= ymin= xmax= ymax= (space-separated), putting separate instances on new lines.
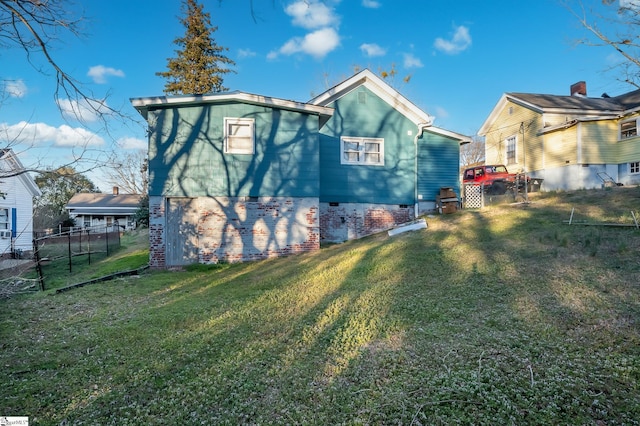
xmin=148 ymin=103 xmax=319 ymax=198
xmin=618 ymin=136 xmax=640 ymax=163
xmin=544 ymin=126 xmax=577 ymax=168
xmin=580 ymin=121 xmax=618 ymax=164
xmin=417 ymin=132 xmax=461 ymax=202
xmin=0 ymin=174 xmax=35 ymax=254
xmin=484 ymin=102 xmax=540 ymax=167
xmin=319 ymin=87 xmax=415 ymax=205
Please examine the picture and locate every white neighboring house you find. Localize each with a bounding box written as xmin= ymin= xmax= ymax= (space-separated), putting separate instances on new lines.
xmin=65 ymin=188 xmax=141 ymax=231
xmin=0 ymin=149 xmax=42 ymax=257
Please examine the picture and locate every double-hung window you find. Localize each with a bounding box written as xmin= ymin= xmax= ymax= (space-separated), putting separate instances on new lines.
xmin=631 ymin=161 xmax=640 ymax=174
xmin=224 ymin=117 xmax=255 ymax=154
xmin=340 ymin=137 xmax=384 ymax=166
xmin=0 ymin=208 xmax=8 ymax=230
xmin=505 ymin=135 xmax=517 ymax=164
xmin=621 ymin=119 xmax=638 ymax=139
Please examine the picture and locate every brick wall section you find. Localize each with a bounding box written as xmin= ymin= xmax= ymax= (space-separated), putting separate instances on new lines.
xmin=150 ymin=196 xmax=319 ymax=267
xmin=148 ymin=196 xmax=166 ymax=268
xmin=198 ymin=197 xmax=319 ymax=263
xmin=320 ymin=202 xmax=414 ymax=243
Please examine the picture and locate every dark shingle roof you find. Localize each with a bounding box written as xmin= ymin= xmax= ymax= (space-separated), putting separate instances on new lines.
xmin=507 ymin=88 xmax=640 ymax=114
xmin=67 ymin=192 xmax=141 ymax=209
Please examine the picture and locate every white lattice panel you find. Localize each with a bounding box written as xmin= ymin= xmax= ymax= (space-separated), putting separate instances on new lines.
xmin=463 ymin=184 xmax=483 ymax=209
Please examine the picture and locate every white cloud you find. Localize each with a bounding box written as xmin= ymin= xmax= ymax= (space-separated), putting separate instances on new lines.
xmin=238 ymin=48 xmax=257 ymax=58
xmin=270 ymin=27 xmax=340 ymax=60
xmin=285 ymin=0 xmax=339 ymax=29
xmin=0 ymin=121 xmax=104 ymax=147
xmin=620 ymin=0 xmax=640 ymax=9
xmin=4 ymin=79 xmax=27 ymax=98
xmin=362 ymin=0 xmax=381 ymax=8
xmin=403 ymin=53 xmax=424 ymax=68
xmin=117 ymin=136 xmax=147 ymax=150
xmin=434 ymin=106 xmax=449 ymax=120
xmin=434 ymin=25 xmax=472 ymax=55
xmin=87 ymin=65 xmax=125 ymax=84
xmin=57 ymin=98 xmax=111 ymax=123
xmin=360 ymin=43 xmax=386 ymax=57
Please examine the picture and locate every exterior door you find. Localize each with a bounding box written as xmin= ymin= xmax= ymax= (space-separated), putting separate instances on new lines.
xmin=166 ymin=198 xmax=199 ymax=266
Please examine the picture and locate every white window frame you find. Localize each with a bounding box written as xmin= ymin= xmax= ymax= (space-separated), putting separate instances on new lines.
xmin=620 ymin=118 xmax=638 ymax=140
xmin=224 ymin=117 xmax=255 ymax=154
xmin=340 ymin=137 xmax=384 ymax=166
xmin=505 ymin=135 xmax=517 ymax=165
xmin=630 ymin=161 xmax=640 ymax=174
xmin=0 ymin=208 xmax=9 ymax=230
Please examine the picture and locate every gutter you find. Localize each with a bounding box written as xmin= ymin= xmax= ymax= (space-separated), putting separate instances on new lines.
xmin=414 ymin=121 xmax=433 ymax=218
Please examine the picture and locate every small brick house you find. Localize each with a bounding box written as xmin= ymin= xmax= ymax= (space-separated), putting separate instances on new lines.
xmin=131 ymin=70 xmax=469 ymax=267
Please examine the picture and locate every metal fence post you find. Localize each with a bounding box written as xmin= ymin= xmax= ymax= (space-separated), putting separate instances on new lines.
xmin=68 ymin=231 xmax=72 ymax=273
xmin=33 ymin=238 xmax=45 ymax=291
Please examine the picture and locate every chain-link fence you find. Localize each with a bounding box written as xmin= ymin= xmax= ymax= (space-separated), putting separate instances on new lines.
xmin=33 ymin=225 xmax=121 ymax=290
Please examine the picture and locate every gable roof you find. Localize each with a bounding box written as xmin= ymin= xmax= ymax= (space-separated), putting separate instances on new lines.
xmin=0 ymin=149 xmax=42 ymax=197
xmin=479 ymin=87 xmax=640 ymax=136
xmin=66 ymin=193 xmax=142 ymax=216
xmin=309 ymin=69 xmax=470 ymax=143
xmin=131 ymin=91 xmax=334 ymax=122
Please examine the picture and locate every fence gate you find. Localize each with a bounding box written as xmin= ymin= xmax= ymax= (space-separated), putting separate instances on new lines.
xmin=166 ymin=198 xmax=199 ymax=266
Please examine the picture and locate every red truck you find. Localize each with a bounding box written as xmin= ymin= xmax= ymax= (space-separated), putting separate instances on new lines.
xmin=463 ymin=164 xmax=536 ymax=195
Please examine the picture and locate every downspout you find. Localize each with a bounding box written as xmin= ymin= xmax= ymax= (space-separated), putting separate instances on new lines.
xmin=414 ymin=120 xmax=433 ymax=218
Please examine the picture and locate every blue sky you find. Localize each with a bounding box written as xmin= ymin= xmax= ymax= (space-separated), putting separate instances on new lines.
xmin=0 ymin=0 xmax=635 ymax=189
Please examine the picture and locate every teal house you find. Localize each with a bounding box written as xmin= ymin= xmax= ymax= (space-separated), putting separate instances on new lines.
xmin=132 ymin=69 xmax=469 ymax=267
xmin=310 ymin=70 xmax=470 ymax=242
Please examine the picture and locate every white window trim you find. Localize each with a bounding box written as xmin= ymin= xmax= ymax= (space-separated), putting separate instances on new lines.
xmin=505 ymin=134 xmax=518 ymax=165
xmin=224 ymin=117 xmax=255 ymax=154
xmin=340 ymin=136 xmax=384 ymax=166
xmin=630 ymin=161 xmax=640 ymax=174
xmin=0 ymin=208 xmax=9 ymax=230
xmin=620 ymin=118 xmax=638 ymax=140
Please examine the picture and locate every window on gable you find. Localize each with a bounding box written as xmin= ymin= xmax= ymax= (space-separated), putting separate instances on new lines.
xmin=621 ymin=119 xmax=638 ymax=139
xmin=505 ymin=135 xmax=517 ymax=164
xmin=631 ymin=161 xmax=640 ymax=174
xmin=224 ymin=117 xmax=255 ymax=154
xmin=340 ymin=137 xmax=384 ymax=166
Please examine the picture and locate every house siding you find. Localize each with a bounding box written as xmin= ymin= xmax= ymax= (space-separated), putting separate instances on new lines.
xmin=616 ymin=113 xmax=640 ymax=164
xmin=581 ymin=120 xmax=618 ymax=164
xmin=484 ymin=101 xmax=541 ymax=171
xmin=417 ymin=131 xmax=461 ymax=205
xmin=316 ymin=87 xmax=419 ymax=240
xmin=0 ymin=170 xmax=35 ymax=255
xmin=147 ymin=101 xmax=321 ymax=267
xmin=319 ymin=87 xmax=415 ymax=205
xmin=543 ymin=126 xmax=578 ymax=168
xmin=148 ymin=104 xmax=319 ymax=198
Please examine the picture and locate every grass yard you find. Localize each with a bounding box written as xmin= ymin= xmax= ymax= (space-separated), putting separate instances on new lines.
xmin=1 ymin=187 xmax=640 ymax=424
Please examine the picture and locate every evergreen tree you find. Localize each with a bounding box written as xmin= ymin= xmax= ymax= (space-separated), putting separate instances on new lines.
xmin=156 ymin=0 xmax=236 ymax=95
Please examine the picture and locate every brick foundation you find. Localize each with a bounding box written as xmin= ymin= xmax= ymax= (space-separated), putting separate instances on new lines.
xmin=149 ymin=196 xmax=319 ymax=267
xmin=319 ymin=202 xmax=414 ymax=243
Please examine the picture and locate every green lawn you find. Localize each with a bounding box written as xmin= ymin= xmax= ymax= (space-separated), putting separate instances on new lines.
xmin=1 ymin=188 xmax=640 ymax=424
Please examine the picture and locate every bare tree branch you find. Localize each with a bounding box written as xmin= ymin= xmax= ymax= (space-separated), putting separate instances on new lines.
xmin=103 ymin=150 xmax=148 ymax=195
xmin=0 ymin=0 xmax=122 ymax=122
xmin=565 ymin=0 xmax=640 ymax=88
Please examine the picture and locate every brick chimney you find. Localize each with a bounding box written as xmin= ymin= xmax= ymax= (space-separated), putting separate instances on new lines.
xmin=113 ymin=186 xmax=119 ymax=195
xmin=570 ymin=81 xmax=587 ymax=96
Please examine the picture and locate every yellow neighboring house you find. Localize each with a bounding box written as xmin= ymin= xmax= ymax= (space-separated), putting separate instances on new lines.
xmin=478 ymin=81 xmax=640 ymax=190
